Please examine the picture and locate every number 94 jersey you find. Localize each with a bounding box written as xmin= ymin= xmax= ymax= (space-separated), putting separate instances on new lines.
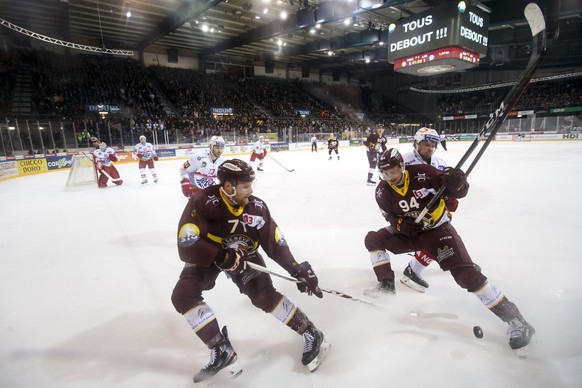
xmin=376 ymin=164 xmax=468 ymax=231
xmin=177 ymin=185 xmax=296 ymax=272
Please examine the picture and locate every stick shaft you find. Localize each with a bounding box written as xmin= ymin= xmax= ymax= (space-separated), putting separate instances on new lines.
xmin=246 ymin=262 xmax=377 ymax=306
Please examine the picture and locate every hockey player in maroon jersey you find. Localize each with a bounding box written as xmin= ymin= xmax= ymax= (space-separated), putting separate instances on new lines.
xmin=327 ymin=133 xmax=339 ymax=160
xmin=363 ymin=125 xmax=387 ymax=185
xmin=363 ymin=148 xmax=534 ymax=351
xmin=172 ymin=159 xmax=330 ymax=383
xmin=92 ymin=142 xmax=123 ymax=188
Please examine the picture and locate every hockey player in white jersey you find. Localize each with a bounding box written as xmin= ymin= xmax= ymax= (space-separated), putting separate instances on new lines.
xmin=179 ymin=136 xmax=225 ymax=198
xmin=250 ymin=136 xmax=267 ymax=171
xmin=400 ymin=127 xmax=456 ymax=293
xmin=134 ymin=135 xmax=158 ymax=184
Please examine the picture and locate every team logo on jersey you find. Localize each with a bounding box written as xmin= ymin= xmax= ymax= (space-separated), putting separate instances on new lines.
xmin=223 ymin=234 xmax=255 ymax=251
xmin=436 ymin=245 xmax=454 ymax=262
xmin=274 ymin=226 xmax=289 ymax=246
xmin=412 ymin=187 xmax=437 ymax=199
xmin=178 ymin=223 xmax=200 ymax=247
xmin=250 ymin=198 xmax=265 ymax=209
xmin=205 ymin=195 xmax=220 ymax=206
xmin=414 ymin=172 xmax=428 ymax=182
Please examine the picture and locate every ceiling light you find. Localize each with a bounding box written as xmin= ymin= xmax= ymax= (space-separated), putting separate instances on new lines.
xmin=343 ymin=18 xmax=351 ymax=26
xmin=280 ymin=11 xmax=288 ymax=20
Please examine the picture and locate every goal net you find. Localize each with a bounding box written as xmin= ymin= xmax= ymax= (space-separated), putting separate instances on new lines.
xmin=512 ymin=133 xmax=532 ymax=142
xmin=65 ymin=154 xmax=97 ymax=190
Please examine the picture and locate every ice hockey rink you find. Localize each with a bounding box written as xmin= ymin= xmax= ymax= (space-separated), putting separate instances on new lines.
xmin=1 ymin=140 xmax=581 ymax=388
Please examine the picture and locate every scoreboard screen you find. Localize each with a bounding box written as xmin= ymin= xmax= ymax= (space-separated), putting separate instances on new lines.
xmin=388 ymin=1 xmax=489 ymax=63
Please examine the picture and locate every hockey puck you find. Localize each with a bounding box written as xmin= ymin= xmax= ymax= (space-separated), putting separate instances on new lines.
xmin=473 ymin=326 xmax=483 ymax=338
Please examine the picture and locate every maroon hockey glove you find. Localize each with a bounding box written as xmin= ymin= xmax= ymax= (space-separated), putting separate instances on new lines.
xmin=292 ymin=261 xmax=323 ymax=298
xmin=137 ymin=153 xmax=144 ymax=158
xmin=181 ymin=178 xmax=194 ymax=198
xmin=153 ymin=155 xmax=159 ymax=161
xmin=109 ymin=154 xmax=118 ymax=162
xmin=215 ymin=248 xmax=249 ymax=276
xmin=395 ymin=217 xmax=423 ymax=237
xmin=441 ymin=167 xmax=467 ymax=191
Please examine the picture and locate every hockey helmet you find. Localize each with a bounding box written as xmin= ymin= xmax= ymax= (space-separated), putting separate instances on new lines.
xmin=218 ymin=159 xmax=256 ymax=184
xmin=99 ymin=142 xmax=107 ymax=151
xmin=378 ymin=148 xmax=404 ymax=170
xmin=209 ymin=135 xmax=225 ymax=148
xmin=414 ymin=127 xmax=440 ymax=145
xmin=139 ymin=135 xmax=147 ymax=143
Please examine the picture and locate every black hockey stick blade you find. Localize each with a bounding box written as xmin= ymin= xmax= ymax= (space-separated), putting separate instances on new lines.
xmin=266 ymin=153 xmax=295 ymax=172
xmin=415 ymin=2 xmax=558 ymax=224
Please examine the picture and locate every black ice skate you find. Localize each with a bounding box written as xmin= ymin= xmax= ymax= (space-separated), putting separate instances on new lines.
xmin=141 ymin=179 xmax=148 ymax=184
xmin=193 ymin=326 xmax=242 ymax=383
xmin=363 ymin=279 xmax=395 ymax=297
xmin=301 ymin=325 xmax=330 ymax=372
xmin=507 ymin=314 xmax=535 ymax=352
xmin=400 ymin=264 xmax=429 ymax=293
xmin=257 ymin=167 xmax=264 ymax=171
xmin=366 ymin=179 xmax=377 ymax=186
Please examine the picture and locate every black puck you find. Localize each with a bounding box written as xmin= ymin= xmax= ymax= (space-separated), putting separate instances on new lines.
xmin=473 ymin=326 xmax=483 ymax=338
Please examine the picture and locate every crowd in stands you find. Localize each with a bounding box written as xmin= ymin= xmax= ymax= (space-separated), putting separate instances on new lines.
xmin=1 ymin=48 xmax=581 ymax=153
xmin=438 ymin=79 xmax=582 ymax=115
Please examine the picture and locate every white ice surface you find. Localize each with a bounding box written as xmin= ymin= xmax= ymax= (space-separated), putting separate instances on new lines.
xmin=1 ymin=141 xmax=581 ymax=388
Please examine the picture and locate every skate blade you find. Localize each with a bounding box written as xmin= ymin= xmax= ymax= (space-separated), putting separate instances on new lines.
xmin=193 ymin=361 xmax=243 ymax=384
xmin=400 ymin=276 xmax=426 ymax=293
xmin=307 ymin=339 xmax=331 ymax=373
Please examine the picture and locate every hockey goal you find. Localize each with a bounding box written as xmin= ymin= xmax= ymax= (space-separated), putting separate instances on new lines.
xmin=65 ymin=154 xmax=97 ymax=190
xmin=512 ymin=133 xmax=532 ymax=142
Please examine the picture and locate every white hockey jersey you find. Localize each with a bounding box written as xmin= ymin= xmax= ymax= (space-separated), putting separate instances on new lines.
xmin=179 ymin=148 xmax=225 ymax=190
xmin=403 ymin=149 xmax=448 ymax=170
xmin=134 ymin=142 xmax=157 ymax=161
xmin=93 ymin=147 xmax=116 ymax=167
xmin=252 ymin=140 xmax=267 ymax=155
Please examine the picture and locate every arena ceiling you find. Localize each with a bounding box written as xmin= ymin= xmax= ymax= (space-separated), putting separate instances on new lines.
xmin=1 ymin=0 xmax=581 ymax=76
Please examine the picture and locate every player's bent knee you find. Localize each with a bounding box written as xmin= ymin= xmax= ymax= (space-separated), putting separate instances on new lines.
xmin=450 ymin=266 xmax=487 ymax=292
xmin=249 ymin=287 xmax=282 ymax=313
xmin=171 ymin=284 xmax=204 ymax=314
xmin=364 ymin=231 xmax=385 ymax=251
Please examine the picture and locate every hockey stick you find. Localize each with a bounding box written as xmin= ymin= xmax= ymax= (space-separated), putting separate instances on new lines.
xmin=266 ymin=153 xmax=295 ymax=172
xmin=415 ymin=2 xmax=557 ymax=224
xmin=80 ymin=151 xmax=123 ymax=182
xmin=246 ymin=262 xmax=377 ymax=306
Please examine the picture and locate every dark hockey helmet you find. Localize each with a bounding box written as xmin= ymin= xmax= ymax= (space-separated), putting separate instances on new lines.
xmin=218 ymin=159 xmax=256 ymax=184
xmin=378 ymin=148 xmax=404 ymax=170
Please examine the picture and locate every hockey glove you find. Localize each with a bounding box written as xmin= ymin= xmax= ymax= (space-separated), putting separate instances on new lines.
xmin=137 ymin=152 xmax=144 ymax=159
xmin=153 ymin=155 xmax=159 ymax=161
xmin=395 ymin=217 xmax=423 ymax=237
xmin=109 ymin=154 xmax=118 ymax=162
xmin=181 ymin=178 xmax=194 ymax=198
xmin=292 ymin=261 xmax=323 ymax=298
xmin=441 ymin=167 xmax=466 ymax=191
xmin=215 ymin=248 xmax=249 ymax=276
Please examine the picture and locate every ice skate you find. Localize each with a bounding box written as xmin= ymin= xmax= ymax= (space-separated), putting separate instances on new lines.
xmin=257 ymin=167 xmax=264 ymax=172
xmin=301 ymin=325 xmax=330 ymax=373
xmin=193 ymin=326 xmax=242 ymax=383
xmin=363 ymin=279 xmax=395 ymax=297
xmin=507 ymin=314 xmax=535 ymax=355
xmin=400 ymin=264 xmax=429 ymax=293
xmin=141 ymin=179 xmax=148 ymax=184
xmin=154 ymin=177 xmax=158 ymax=183
xmin=366 ymin=179 xmax=377 ymax=186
